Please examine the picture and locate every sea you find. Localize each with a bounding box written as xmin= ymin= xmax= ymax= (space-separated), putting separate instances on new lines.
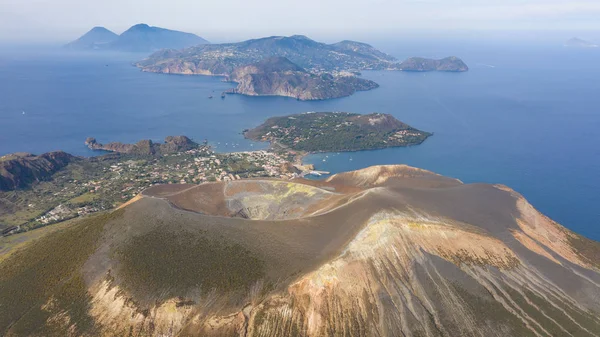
xmin=0 ymin=39 xmax=599 ymax=240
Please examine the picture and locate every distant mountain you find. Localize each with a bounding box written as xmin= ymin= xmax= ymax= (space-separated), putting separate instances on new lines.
xmin=398 ymin=56 xmax=469 ymax=72
xmin=109 ymin=24 xmax=209 ymax=52
xmin=226 ymin=57 xmax=379 ymax=100
xmin=136 ymin=35 xmax=399 ymax=75
xmin=0 ymin=152 xmax=76 ymax=191
xmin=565 ymin=37 xmax=598 ymax=48
xmin=65 ymin=24 xmax=209 ymax=52
xmin=64 ymin=26 xmax=118 ymax=50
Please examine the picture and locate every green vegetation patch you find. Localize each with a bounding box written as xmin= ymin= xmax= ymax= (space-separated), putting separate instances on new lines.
xmin=0 ymin=211 xmax=122 ymax=336
xmin=245 ymin=112 xmax=431 ymax=153
xmin=115 ymin=229 xmax=265 ymax=303
xmin=68 ymin=192 xmax=99 ymax=205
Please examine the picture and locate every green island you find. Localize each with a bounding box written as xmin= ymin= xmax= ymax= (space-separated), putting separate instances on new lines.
xmin=244 ymin=112 xmax=432 ymax=153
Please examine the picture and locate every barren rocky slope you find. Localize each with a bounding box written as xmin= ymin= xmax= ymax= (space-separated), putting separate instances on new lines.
xmin=227 ymin=57 xmax=379 ymax=100
xmin=0 ymin=152 xmax=77 ymax=191
xmin=1 ymin=165 xmax=599 ymax=336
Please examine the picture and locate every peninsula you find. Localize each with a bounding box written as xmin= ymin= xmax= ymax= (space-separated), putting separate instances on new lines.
xmin=85 ymin=135 xmax=200 ymax=155
xmin=244 ymin=112 xmax=432 ymax=152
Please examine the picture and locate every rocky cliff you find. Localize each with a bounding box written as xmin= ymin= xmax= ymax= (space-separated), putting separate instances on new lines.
xmin=85 ymin=135 xmax=199 ymax=155
xmin=227 ymin=57 xmax=379 ymax=100
xmin=0 ymin=152 xmax=76 ymax=191
xmin=1 ymin=165 xmax=599 ymax=336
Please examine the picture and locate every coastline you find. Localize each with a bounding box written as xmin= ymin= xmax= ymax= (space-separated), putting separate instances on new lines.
xmin=247 ymin=135 xmax=434 ymax=176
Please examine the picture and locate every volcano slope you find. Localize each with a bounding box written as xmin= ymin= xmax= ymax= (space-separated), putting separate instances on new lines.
xmin=1 ymin=165 xmax=600 ymax=337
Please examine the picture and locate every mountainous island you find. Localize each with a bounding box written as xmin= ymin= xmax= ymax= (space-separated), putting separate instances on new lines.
xmin=63 ymin=26 xmax=119 ymax=50
xmin=85 ymin=135 xmax=200 ymax=155
xmin=135 ymin=35 xmax=468 ymax=99
xmin=65 ymin=23 xmax=209 ymax=52
xmin=137 ymin=34 xmax=468 ymax=74
xmin=1 ymin=163 xmax=599 ymax=336
xmin=135 ymin=35 xmax=398 ymax=75
xmin=226 ymin=57 xmax=379 ymax=100
xmin=565 ymin=37 xmax=599 ymax=48
xmin=244 ymin=112 xmax=431 ymax=152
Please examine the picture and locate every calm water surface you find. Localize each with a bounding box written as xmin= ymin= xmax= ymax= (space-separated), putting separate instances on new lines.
xmin=0 ymin=42 xmax=599 ymax=239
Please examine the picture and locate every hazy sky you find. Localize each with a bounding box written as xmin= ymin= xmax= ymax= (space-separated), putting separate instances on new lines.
xmin=1 ymin=0 xmax=600 ymax=43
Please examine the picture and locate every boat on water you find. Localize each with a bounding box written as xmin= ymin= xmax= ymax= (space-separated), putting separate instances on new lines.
xmin=208 ymin=95 xmax=213 ymax=99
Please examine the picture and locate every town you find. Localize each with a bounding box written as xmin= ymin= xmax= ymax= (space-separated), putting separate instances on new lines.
xmin=1 ymin=147 xmax=306 ymax=233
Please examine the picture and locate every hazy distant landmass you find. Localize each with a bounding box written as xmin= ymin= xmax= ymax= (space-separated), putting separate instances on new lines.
xmin=64 ymin=27 xmax=119 ymax=50
xmin=226 ymin=57 xmax=379 ymax=100
xmin=398 ymin=56 xmax=469 ymax=72
xmin=245 ymin=111 xmax=431 ymax=152
xmin=565 ymin=37 xmax=598 ymax=48
xmin=65 ymin=23 xmax=209 ymax=52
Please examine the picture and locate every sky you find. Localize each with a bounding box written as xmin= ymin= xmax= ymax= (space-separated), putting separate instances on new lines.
xmin=1 ymin=0 xmax=600 ymax=43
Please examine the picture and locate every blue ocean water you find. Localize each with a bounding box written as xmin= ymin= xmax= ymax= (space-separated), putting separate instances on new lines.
xmin=0 ymin=41 xmax=599 ymax=240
